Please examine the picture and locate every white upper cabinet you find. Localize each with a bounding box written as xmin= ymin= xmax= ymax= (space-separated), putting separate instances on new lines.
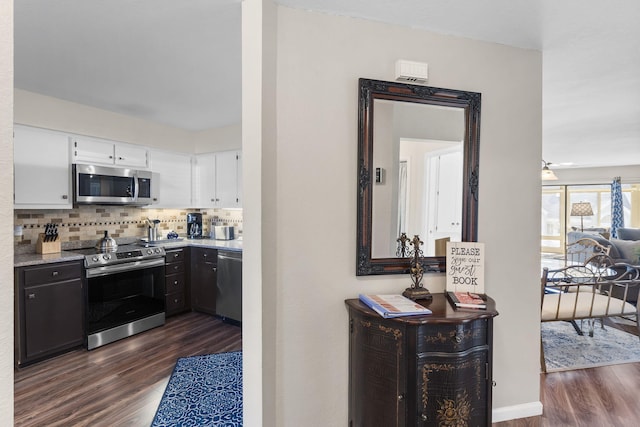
xmin=193 ymin=150 xmax=242 ymax=208
xmin=194 ymin=153 xmax=217 ymax=207
xmin=14 ymin=125 xmax=73 ymax=209
xmin=148 ymin=149 xmax=193 ymax=208
xmin=71 ymin=136 xmax=148 ymax=169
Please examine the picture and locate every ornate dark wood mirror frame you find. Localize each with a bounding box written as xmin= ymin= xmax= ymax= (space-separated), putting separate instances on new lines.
xmin=356 ymin=78 xmax=481 ymax=276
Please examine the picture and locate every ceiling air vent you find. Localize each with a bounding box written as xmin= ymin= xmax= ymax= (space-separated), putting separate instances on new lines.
xmin=395 ymin=60 xmax=428 ymax=84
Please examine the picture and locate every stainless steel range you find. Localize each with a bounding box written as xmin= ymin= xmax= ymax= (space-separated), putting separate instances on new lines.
xmin=82 ymin=244 xmax=166 ymax=350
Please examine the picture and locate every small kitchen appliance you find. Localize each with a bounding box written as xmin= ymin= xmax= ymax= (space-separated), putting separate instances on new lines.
xmin=73 ymin=164 xmax=153 ymax=206
xmin=212 ymin=225 xmax=235 ymax=240
xmin=187 ymin=213 xmax=203 ymax=239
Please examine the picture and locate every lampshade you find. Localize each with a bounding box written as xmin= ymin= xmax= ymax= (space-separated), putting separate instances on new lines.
xmin=541 ymin=160 xmax=558 ymax=180
xmin=570 ymin=202 xmax=594 ymax=217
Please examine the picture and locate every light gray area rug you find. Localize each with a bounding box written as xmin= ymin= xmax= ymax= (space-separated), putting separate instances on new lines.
xmin=542 ymin=320 xmax=640 ymax=372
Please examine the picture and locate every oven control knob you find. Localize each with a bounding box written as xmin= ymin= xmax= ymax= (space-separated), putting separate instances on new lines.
xmin=92 ymin=256 xmax=99 ymax=262
xmin=103 ymin=254 xmax=111 ymax=260
xmin=154 ymin=248 xmax=161 ymax=253
xmin=146 ymin=249 xmax=153 ymax=255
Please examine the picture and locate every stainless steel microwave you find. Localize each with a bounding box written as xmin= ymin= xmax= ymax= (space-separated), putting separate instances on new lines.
xmin=73 ymin=164 xmax=153 ymax=206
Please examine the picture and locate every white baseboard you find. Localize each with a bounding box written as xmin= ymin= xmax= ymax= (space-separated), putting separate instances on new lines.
xmin=492 ymin=401 xmax=543 ymax=423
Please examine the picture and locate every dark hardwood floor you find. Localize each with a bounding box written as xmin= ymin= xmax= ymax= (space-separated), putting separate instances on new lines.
xmin=14 ymin=312 xmax=242 ymax=427
xmin=15 ymin=313 xmax=640 ymax=426
xmin=495 ymin=318 xmax=640 ymax=427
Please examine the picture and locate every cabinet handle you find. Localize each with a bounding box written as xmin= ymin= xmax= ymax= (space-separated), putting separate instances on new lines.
xmin=27 ymin=293 xmax=36 ymax=299
xmin=213 ymin=267 xmax=217 ymax=272
xmin=453 ymin=334 xmax=462 ymax=343
xmin=174 ymin=253 xmax=180 ymax=258
xmin=421 ymin=414 xmax=428 ymax=422
xmin=109 ymin=155 xmax=114 ymax=159
xmin=118 ymin=157 xmax=124 ymax=160
xmin=51 ymin=271 xmax=59 ymax=277
xmin=62 ymin=195 xmax=68 ymax=200
xmin=174 ymin=299 xmax=179 ymax=303
xmin=174 ymin=280 xmax=178 ymax=285
xmin=173 ymin=265 xmax=179 ymax=271
xmin=397 ymin=394 xmax=404 ymax=401
xmin=203 ymin=253 xmax=207 ymax=258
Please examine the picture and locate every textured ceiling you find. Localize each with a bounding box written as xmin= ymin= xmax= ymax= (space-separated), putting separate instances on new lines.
xmin=14 ymin=0 xmax=640 ymax=168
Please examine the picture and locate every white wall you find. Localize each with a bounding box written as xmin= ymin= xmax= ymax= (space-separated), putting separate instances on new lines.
xmin=15 ymin=89 xmax=243 ymax=154
xmin=273 ymin=6 xmax=542 ymax=425
xmin=0 ymin=0 xmax=13 ymax=424
xmin=241 ymin=0 xmax=278 ymax=425
xmin=193 ymin=122 xmax=242 ymax=153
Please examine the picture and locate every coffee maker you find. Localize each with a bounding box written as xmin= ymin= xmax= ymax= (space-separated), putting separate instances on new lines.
xmin=186 ymin=213 xmax=203 ymax=239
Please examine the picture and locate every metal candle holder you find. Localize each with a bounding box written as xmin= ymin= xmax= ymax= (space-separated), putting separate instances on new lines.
xmin=402 ymin=235 xmax=432 ymax=301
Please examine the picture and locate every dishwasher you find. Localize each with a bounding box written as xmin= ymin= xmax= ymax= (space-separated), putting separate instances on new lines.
xmin=216 ymin=250 xmax=242 ymax=323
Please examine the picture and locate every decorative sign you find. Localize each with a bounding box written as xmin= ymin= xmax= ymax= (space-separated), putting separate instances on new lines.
xmin=446 ymin=242 xmax=485 ymax=294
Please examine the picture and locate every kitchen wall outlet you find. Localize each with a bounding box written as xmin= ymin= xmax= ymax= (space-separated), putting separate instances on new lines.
xmin=375 ymin=167 xmax=385 ymax=184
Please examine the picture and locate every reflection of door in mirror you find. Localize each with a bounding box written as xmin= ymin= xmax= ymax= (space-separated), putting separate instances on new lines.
xmin=371 ymin=99 xmax=465 ymax=258
xmin=425 ymin=147 xmax=463 ymax=255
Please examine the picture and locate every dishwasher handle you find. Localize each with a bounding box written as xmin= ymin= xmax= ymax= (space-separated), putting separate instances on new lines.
xmin=217 ymin=253 xmax=242 ymax=262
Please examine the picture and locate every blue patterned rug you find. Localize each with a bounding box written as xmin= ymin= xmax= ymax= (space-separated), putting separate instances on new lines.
xmin=542 ymin=321 xmax=640 ymax=372
xmin=151 ymin=351 xmax=242 ymax=427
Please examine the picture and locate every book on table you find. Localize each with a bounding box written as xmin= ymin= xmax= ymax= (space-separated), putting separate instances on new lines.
xmin=358 ymin=294 xmax=432 ymax=318
xmin=446 ymin=291 xmax=487 ymax=310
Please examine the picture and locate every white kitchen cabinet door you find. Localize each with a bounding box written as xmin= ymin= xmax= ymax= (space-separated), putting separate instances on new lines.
xmin=216 ymin=150 xmax=239 ymax=208
xmin=114 ymin=144 xmax=148 ymax=168
xmin=71 ymin=137 xmax=148 ymax=168
xmin=14 ymin=125 xmax=73 ymax=209
xmin=194 ymin=153 xmax=217 ymax=207
xmin=236 ymin=151 xmax=242 ymax=208
xmin=194 ymin=150 xmax=242 ymax=208
xmin=71 ymin=137 xmax=115 ymax=165
xmin=149 ymin=149 xmax=192 ymax=208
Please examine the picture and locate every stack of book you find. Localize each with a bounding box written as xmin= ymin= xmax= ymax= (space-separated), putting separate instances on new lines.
xmin=446 ymin=291 xmax=487 ymax=310
xmin=359 ymin=294 xmax=432 ymax=318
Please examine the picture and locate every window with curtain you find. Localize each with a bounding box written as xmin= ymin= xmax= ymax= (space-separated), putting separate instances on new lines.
xmin=541 ymin=183 xmax=639 ymax=254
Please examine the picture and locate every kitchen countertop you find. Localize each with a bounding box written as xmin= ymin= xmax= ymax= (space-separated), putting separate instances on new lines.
xmin=14 ymin=238 xmax=243 ymax=268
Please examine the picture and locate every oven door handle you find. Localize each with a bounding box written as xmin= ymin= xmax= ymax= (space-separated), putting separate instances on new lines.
xmin=85 ymin=257 xmax=165 ymax=278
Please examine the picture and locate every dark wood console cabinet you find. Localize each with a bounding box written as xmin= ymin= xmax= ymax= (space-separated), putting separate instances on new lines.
xmin=346 ymin=294 xmax=498 ymax=427
xmin=15 ymin=260 xmax=85 ymax=367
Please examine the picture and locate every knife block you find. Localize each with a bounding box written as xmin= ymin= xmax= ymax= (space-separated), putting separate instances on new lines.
xmin=36 ymin=233 xmax=61 ymax=254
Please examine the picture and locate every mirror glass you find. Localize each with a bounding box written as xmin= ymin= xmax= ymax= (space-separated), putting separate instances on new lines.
xmin=357 ymin=79 xmax=480 ymax=276
xmin=371 ymin=100 xmax=464 ymax=258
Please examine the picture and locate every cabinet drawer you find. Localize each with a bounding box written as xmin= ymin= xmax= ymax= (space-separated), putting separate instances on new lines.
xmin=417 ymin=319 xmax=488 ymax=353
xmin=165 ymin=262 xmax=185 ymax=275
xmin=166 ymin=293 xmax=186 ymax=315
xmin=165 ymin=273 xmax=185 ymax=294
xmin=165 ymin=249 xmax=185 ymax=264
xmin=23 ymin=262 xmax=82 ymax=286
xmin=191 ymin=247 xmax=217 ymax=264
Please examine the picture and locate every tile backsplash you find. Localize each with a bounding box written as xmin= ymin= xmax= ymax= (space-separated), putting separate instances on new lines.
xmin=14 ymin=206 xmax=243 ymax=254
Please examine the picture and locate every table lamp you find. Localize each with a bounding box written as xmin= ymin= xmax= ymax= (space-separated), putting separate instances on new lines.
xmin=570 ymin=202 xmax=594 ymax=232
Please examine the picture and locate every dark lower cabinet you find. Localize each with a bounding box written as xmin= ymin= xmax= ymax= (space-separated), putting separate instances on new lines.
xmin=15 ymin=260 xmax=84 ymax=367
xmin=346 ymin=294 xmax=498 ymax=427
xmin=190 ymin=247 xmax=218 ymax=314
xmin=164 ymin=248 xmax=189 ymax=316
